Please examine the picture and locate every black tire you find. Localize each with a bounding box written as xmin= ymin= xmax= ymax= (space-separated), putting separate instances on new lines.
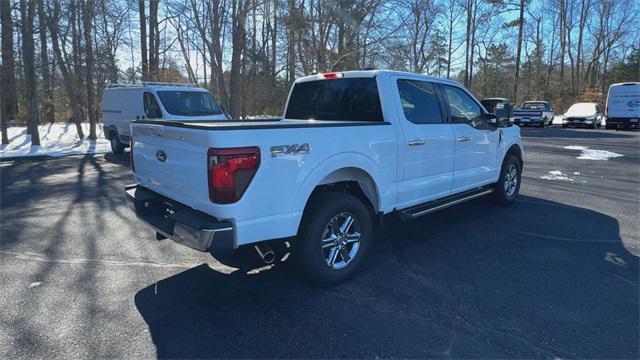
xmin=491 ymin=155 xmax=522 ymax=205
xmin=109 ymin=131 xmax=125 ymax=154
xmin=562 ymin=124 xmax=568 ymax=129
xmin=293 ymin=192 xmax=373 ymax=286
xmin=605 ymin=124 xmax=612 ymax=130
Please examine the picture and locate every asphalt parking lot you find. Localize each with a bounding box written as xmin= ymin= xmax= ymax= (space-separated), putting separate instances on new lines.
xmin=1 ymin=127 xmax=638 ymax=359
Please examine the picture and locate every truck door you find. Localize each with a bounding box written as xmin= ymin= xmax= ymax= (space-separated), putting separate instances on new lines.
xmin=393 ymin=78 xmax=455 ymax=208
xmin=439 ymin=84 xmax=500 ymax=192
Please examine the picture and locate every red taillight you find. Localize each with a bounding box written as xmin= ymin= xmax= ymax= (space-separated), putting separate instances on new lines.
xmin=207 ymin=147 xmax=260 ymax=204
xmin=130 ymin=139 xmax=135 ymax=172
xmin=322 ymin=72 xmax=343 ymax=79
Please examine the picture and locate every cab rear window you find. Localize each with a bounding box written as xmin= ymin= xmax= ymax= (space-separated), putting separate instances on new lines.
xmin=285 ymin=78 xmax=383 ymax=121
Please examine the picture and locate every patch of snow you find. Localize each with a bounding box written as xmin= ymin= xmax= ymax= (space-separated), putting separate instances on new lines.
xmin=0 ymin=123 xmax=111 ymax=159
xmin=28 ymin=282 xmax=42 ymax=288
xmin=541 ymin=170 xmax=575 ymax=182
xmin=577 ymin=149 xmax=624 ymax=160
xmin=563 ymin=145 xmax=623 ymax=161
xmin=552 ymin=115 xmax=565 ymax=125
xmin=573 ymin=172 xmax=580 ymax=175
xmin=564 ymin=145 xmax=588 ymax=150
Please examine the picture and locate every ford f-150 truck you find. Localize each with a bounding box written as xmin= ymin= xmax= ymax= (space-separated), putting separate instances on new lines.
xmin=126 ymin=70 xmax=524 ymax=285
xmin=513 ymin=101 xmax=555 ymax=127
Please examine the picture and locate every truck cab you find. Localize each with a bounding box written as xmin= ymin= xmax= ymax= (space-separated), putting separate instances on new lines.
xmin=102 ymin=82 xmax=227 ymax=154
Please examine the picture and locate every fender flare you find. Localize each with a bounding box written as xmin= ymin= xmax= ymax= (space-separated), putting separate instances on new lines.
xmin=295 ymin=152 xmax=383 ymax=213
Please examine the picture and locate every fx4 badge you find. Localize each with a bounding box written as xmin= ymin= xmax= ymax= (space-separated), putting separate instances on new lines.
xmin=270 ymin=143 xmax=310 ymax=157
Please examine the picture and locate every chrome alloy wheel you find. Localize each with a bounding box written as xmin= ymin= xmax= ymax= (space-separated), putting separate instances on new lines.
xmin=503 ymin=164 xmax=518 ymax=197
xmin=321 ymin=212 xmax=361 ymax=270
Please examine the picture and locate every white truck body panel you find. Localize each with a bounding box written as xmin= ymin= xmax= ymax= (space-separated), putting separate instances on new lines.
xmin=606 ymin=82 xmax=640 ymax=118
xmin=130 ymin=70 xmax=523 ymax=247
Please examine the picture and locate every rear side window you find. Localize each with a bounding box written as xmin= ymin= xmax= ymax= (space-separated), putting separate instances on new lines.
xmin=397 ymin=80 xmax=443 ymax=124
xmin=285 ymin=78 xmax=383 ymax=121
xmin=143 ymin=92 xmax=162 ymax=119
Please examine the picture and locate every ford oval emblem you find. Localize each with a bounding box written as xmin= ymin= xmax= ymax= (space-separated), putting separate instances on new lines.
xmin=156 ymin=150 xmax=167 ymax=162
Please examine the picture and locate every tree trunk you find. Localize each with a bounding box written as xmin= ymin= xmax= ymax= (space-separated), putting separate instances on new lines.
xmin=139 ymin=0 xmax=148 ymax=80
xmin=1 ymin=0 xmax=17 ymax=144
xmin=229 ymin=0 xmax=249 ymax=119
xmin=83 ymin=0 xmax=97 ymax=140
xmin=464 ymin=0 xmax=474 ymax=87
xmin=512 ymin=0 xmax=525 ymax=104
xmin=37 ymin=0 xmax=53 ymax=124
xmin=20 ymin=0 xmax=40 ymax=145
xmin=148 ymin=0 xmax=159 ymax=80
xmin=48 ymin=0 xmax=84 ymax=138
xmin=287 ymin=0 xmax=296 ymax=85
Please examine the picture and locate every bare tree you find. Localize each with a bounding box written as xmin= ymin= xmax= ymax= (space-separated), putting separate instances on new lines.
xmin=20 ymin=0 xmax=40 ymax=145
xmin=512 ymin=0 xmax=525 ymax=103
xmin=139 ymin=0 xmax=148 ymax=80
xmin=82 ymin=0 xmax=97 ymax=139
xmin=37 ymin=0 xmax=53 ymax=123
xmin=1 ymin=0 xmax=17 ymax=144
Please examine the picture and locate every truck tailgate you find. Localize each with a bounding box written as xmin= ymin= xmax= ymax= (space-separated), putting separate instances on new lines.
xmin=131 ymin=123 xmax=210 ymax=209
xmin=513 ymin=109 xmax=542 ymax=117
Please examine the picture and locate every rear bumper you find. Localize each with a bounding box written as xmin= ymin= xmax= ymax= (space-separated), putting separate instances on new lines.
xmin=607 ymin=118 xmax=639 ymax=128
xmin=125 ymin=184 xmax=235 ymax=252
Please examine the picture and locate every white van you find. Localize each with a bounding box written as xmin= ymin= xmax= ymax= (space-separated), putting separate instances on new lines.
xmin=605 ymin=82 xmax=640 ymax=129
xmin=102 ymin=82 xmax=227 ymax=154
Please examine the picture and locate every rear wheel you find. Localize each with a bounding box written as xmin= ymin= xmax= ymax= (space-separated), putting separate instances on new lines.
xmin=110 ymin=132 xmax=125 ymax=154
xmin=492 ymin=155 xmax=521 ymax=205
xmin=293 ymin=192 xmax=373 ymax=286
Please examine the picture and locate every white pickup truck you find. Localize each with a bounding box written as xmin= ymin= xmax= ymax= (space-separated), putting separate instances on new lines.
xmin=126 ymin=70 xmax=524 ymax=285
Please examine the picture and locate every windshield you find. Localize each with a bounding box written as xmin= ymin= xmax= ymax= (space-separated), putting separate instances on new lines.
xmin=156 ymin=91 xmax=222 ymax=116
xmin=566 ymin=103 xmax=596 ymax=116
xmin=521 ymin=102 xmax=546 ymax=110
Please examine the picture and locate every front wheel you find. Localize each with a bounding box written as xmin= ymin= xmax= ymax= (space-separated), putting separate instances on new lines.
xmin=492 ymin=155 xmax=522 ymax=205
xmin=293 ymin=192 xmax=373 ymax=286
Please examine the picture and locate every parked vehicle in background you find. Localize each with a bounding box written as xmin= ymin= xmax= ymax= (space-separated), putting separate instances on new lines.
xmin=605 ymin=82 xmax=640 ymax=130
xmin=481 ymin=98 xmax=514 ymax=125
xmin=562 ymin=103 xmax=604 ymax=129
xmin=125 ymin=70 xmax=524 ymax=286
xmin=102 ymin=82 xmax=227 ymax=154
xmin=513 ymin=101 xmax=555 ymax=127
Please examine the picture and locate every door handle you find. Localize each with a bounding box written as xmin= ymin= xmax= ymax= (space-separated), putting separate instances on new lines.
xmin=408 ymin=139 xmax=426 ymax=147
xmin=456 ymin=136 xmax=471 ymax=143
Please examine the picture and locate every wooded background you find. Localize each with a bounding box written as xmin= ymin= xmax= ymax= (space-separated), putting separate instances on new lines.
xmin=1 ymin=0 xmax=638 ymax=145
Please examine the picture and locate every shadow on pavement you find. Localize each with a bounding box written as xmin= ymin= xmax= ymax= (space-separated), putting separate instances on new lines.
xmin=134 ymin=196 xmax=638 ymax=359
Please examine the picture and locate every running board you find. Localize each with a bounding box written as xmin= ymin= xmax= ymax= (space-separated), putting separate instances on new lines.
xmin=399 ymin=187 xmax=494 ymax=221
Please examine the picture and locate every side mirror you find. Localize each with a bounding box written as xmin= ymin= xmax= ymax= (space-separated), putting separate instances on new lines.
xmin=486 ymin=113 xmax=510 ymax=128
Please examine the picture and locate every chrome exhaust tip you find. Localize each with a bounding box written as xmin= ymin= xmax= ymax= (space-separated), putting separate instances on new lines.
xmin=254 ymin=244 xmax=276 ymax=264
